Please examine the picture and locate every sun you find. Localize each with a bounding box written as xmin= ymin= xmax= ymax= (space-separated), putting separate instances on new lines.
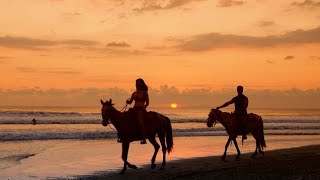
xmin=170 ymin=103 xmax=178 ymax=109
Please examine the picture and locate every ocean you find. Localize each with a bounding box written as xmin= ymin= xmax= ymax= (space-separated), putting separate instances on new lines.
xmin=1 ymin=106 xmax=320 ymax=141
xmin=1 ymin=106 xmax=320 ymax=179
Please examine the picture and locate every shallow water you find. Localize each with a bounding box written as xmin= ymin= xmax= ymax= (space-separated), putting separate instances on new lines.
xmin=1 ymin=135 xmax=320 ymax=180
xmin=1 ymin=107 xmax=320 ymax=142
xmin=1 ymin=106 xmax=320 ymax=179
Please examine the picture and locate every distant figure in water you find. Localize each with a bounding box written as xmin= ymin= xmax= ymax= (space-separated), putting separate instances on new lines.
xmin=32 ymin=118 xmax=36 ymax=125
xmin=126 ymin=78 xmax=149 ymax=144
xmin=216 ymin=85 xmax=248 ymax=141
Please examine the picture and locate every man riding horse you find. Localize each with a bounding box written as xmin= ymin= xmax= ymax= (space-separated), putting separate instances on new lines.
xmin=216 ymin=85 xmax=248 ymax=141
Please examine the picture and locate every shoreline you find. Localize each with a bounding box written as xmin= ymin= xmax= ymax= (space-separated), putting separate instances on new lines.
xmin=78 ymin=144 xmax=320 ymax=180
xmin=1 ymin=136 xmax=320 ymax=179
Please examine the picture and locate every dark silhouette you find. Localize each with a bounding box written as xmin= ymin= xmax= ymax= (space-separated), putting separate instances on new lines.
xmin=100 ymin=99 xmax=173 ymax=174
xmin=126 ymin=78 xmax=149 ymax=144
xmin=32 ymin=118 xmax=36 ymax=125
xmin=216 ymin=85 xmax=249 ymax=141
xmin=207 ymin=109 xmax=266 ymax=160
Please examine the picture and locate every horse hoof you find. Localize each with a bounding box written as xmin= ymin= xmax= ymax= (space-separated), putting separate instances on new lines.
xmin=260 ymin=151 xmax=265 ymax=156
xmin=161 ymin=163 xmax=166 ymax=170
xmin=151 ymin=164 xmax=156 ymax=169
xmin=221 ymin=156 xmax=226 ymax=161
xmin=120 ymin=170 xmax=125 ymax=175
xmin=128 ymin=164 xmax=137 ymax=169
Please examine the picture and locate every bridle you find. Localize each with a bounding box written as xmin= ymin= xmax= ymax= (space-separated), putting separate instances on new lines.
xmin=102 ymin=103 xmax=127 ymax=130
xmin=208 ymin=110 xmax=219 ymax=127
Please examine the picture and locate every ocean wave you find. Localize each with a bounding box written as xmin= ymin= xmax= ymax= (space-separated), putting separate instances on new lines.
xmin=1 ymin=117 xmax=320 ymax=124
xmin=1 ymin=127 xmax=320 ymax=141
xmin=1 ymin=110 xmax=320 ymax=124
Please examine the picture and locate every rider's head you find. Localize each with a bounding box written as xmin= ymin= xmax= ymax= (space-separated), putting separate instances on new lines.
xmin=136 ymin=78 xmax=148 ymax=91
xmin=237 ymin=85 xmax=243 ymax=94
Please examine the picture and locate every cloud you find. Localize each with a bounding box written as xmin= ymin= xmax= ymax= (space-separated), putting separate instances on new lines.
xmin=177 ymin=27 xmax=320 ymax=51
xmin=0 ymin=56 xmax=14 ymax=63
xmin=284 ymin=55 xmax=295 ymax=60
xmin=61 ymin=39 xmax=99 ymax=46
xmin=16 ymin=67 xmax=83 ymax=75
xmin=258 ymin=20 xmax=276 ymax=27
xmin=46 ymin=68 xmax=83 ymax=75
xmin=0 ymin=36 xmax=56 ymax=49
xmin=310 ymin=56 xmax=320 ymax=60
xmin=2 ymin=87 xmax=320 ymax=108
xmin=106 ymin=41 xmax=131 ymax=48
xmin=0 ymin=56 xmax=14 ymax=59
xmin=217 ymin=0 xmax=245 ymax=7
xmin=16 ymin=67 xmax=38 ymax=73
xmin=0 ymin=36 xmax=100 ymax=50
xmin=291 ymin=0 xmax=320 ymax=8
xmin=133 ymin=0 xmax=205 ymax=12
xmin=266 ymin=60 xmax=273 ymax=64
xmin=63 ymin=12 xmax=81 ymax=16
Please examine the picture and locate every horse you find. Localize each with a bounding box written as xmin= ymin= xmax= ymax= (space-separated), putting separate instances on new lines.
xmin=100 ymin=99 xmax=173 ymax=174
xmin=206 ymin=109 xmax=266 ymax=160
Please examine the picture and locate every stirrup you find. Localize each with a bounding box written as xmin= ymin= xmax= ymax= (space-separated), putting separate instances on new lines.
xmin=242 ymin=135 xmax=247 ymax=140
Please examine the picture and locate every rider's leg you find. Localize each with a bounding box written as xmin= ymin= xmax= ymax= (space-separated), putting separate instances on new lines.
xmin=137 ymin=110 xmax=147 ymax=144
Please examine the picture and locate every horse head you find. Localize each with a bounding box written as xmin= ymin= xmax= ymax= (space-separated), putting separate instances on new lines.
xmin=207 ymin=109 xmax=220 ymax=127
xmin=100 ymin=99 xmax=114 ymax=127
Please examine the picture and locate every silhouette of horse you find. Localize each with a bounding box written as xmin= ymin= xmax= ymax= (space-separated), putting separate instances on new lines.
xmin=100 ymin=99 xmax=173 ymax=174
xmin=207 ymin=109 xmax=266 ymax=160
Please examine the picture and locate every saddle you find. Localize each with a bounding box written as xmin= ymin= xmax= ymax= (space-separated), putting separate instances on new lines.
xmin=125 ymin=108 xmax=147 ymax=121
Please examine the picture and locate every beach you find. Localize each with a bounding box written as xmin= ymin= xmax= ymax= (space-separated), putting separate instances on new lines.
xmin=1 ymin=135 xmax=320 ymax=180
xmin=83 ymin=144 xmax=320 ymax=180
xmin=1 ymin=107 xmax=320 ymax=179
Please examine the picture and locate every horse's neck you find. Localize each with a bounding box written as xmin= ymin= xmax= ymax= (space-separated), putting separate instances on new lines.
xmin=218 ymin=112 xmax=232 ymax=128
xmin=110 ymin=108 xmax=123 ymax=130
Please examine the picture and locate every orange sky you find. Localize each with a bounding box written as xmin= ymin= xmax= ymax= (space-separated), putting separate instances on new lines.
xmin=1 ymin=0 xmax=320 ymax=104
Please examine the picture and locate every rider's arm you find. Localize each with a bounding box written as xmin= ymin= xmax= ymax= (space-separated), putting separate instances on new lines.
xmin=244 ymin=97 xmax=248 ymax=109
xmin=144 ymin=93 xmax=149 ymax=108
xmin=216 ymin=98 xmax=234 ymax=109
xmin=126 ymin=92 xmax=136 ymax=104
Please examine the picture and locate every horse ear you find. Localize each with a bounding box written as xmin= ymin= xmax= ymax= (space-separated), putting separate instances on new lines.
xmin=109 ymin=99 xmax=112 ymax=105
xmin=100 ymin=99 xmax=104 ymax=105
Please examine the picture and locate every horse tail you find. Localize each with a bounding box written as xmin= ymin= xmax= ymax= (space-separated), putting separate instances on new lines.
xmin=259 ymin=116 xmax=266 ymax=149
xmin=165 ymin=117 xmax=173 ymax=154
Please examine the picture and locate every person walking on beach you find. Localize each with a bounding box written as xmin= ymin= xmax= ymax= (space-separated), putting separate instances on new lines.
xmin=32 ymin=118 xmax=37 ymax=125
xmin=126 ymin=78 xmax=149 ymax=144
xmin=216 ymin=85 xmax=248 ymax=141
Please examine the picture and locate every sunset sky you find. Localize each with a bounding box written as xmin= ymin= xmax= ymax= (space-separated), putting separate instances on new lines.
xmin=1 ymin=0 xmax=320 ymax=107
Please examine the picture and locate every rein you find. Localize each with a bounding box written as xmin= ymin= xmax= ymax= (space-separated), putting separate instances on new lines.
xmin=213 ymin=120 xmax=218 ymax=127
xmin=108 ymin=123 xmax=116 ymax=130
xmin=120 ymin=104 xmax=128 ymax=112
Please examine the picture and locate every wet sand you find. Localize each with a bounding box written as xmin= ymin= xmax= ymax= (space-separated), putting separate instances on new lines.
xmin=79 ymin=144 xmax=320 ymax=180
xmin=1 ymin=136 xmax=320 ymax=179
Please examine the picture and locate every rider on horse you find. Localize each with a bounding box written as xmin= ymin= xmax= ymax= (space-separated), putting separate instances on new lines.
xmin=216 ymin=85 xmax=248 ymax=141
xmin=126 ymin=78 xmax=149 ymax=144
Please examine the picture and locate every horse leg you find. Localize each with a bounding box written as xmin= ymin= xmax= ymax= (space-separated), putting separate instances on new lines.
xmin=120 ymin=142 xmax=136 ymax=174
xmin=251 ymin=133 xmax=259 ymax=158
xmin=232 ymin=138 xmax=241 ymax=160
xmin=258 ymin=145 xmax=264 ymax=156
xmin=148 ymin=136 xmax=160 ymax=169
xmin=221 ymin=137 xmax=231 ymax=161
xmin=159 ymin=134 xmax=167 ymax=169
